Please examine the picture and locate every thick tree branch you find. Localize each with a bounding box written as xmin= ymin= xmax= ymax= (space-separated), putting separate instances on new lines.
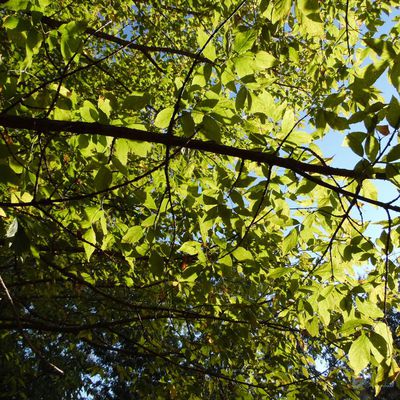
xmin=0 ymin=115 xmax=363 ymax=177
xmin=40 ymin=15 xmax=214 ymax=64
xmin=0 ymin=115 xmax=398 ymax=213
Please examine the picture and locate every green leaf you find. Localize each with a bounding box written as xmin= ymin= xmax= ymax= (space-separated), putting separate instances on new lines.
xmin=196 ymin=28 xmax=217 ymax=60
xmin=386 ymin=97 xmax=400 ymax=128
xmin=270 ymin=0 xmax=292 ymax=23
xmin=150 ymin=251 xmax=164 ymax=275
xmin=114 ymin=139 xmax=129 ymax=166
xmin=296 ymin=0 xmax=323 ymax=37
xmin=253 ymin=51 xmax=278 ymax=70
xmin=389 ymin=56 xmax=400 ymax=92
xmin=3 ymin=15 xmax=20 ymax=29
xmin=83 ymin=227 xmax=96 ymax=261
xmin=370 ymin=332 xmax=388 ymax=364
xmin=386 ymin=144 xmax=400 ymax=162
xmin=122 ymin=226 xmax=144 ymax=244
xmin=297 ymin=0 xmax=320 ymax=16
xmin=267 ymin=267 xmax=291 ymax=279
xmin=235 ymin=86 xmax=247 ymax=111
xmin=180 ymin=112 xmax=195 ymax=136
xmin=129 ymin=141 xmax=151 ymax=157
xmin=364 ymin=38 xmax=396 ymax=60
xmin=232 ymin=247 xmax=253 ymax=262
xmin=219 ymin=254 xmax=232 ymax=267
xmin=8 ymin=157 xmax=24 ymax=174
xmin=344 ymin=132 xmax=365 ymax=157
xmin=340 ymin=319 xmax=373 ymax=333
xmin=201 ymin=115 xmax=220 ymax=142
xmin=325 ymin=111 xmax=348 ymax=130
xmin=234 ymin=53 xmax=254 ymax=78
xmin=348 ymin=334 xmax=371 ymax=375
xmin=360 ymin=180 xmax=378 ymax=201
xmin=362 ymin=61 xmax=388 ymax=87
xmin=144 ymin=192 xmax=157 ymax=210
xmin=122 ymin=92 xmax=149 ymax=111
xmin=374 ymin=322 xmax=393 ymax=362
xmin=233 ymin=30 xmax=257 ymax=54
xmin=365 ymin=135 xmax=379 ymax=162
xmin=282 ymin=228 xmax=298 ymax=253
xmin=98 ymin=96 xmax=112 ymax=118
xmin=25 ymin=28 xmax=42 ymax=59
xmin=305 ymin=317 xmax=319 ymax=337
xmin=250 ymin=90 xmax=276 ymax=116
xmin=1 ymin=0 xmax=30 ymax=10
xmin=318 ymin=300 xmax=330 ymax=326
xmin=58 ymin=21 xmax=86 ymax=62
xmin=93 ymin=166 xmax=112 ymax=191
xmin=356 ymin=298 xmax=384 ymax=320
xmin=281 ymin=109 xmax=295 ymax=135
xmin=6 ymin=218 xmax=18 ymax=238
xmin=80 ymin=100 xmax=99 ymax=122
xmin=181 ymin=268 xmax=198 ymax=282
xmin=141 ymin=214 xmax=156 ymax=227
xmin=179 ymin=241 xmax=200 ymax=255
xmin=154 ymin=107 xmax=174 ymax=129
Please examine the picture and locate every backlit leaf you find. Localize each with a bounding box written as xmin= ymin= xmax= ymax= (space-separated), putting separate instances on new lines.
xmin=348 ymin=334 xmax=371 ymax=376
xmin=233 ymin=30 xmax=257 ymax=54
xmin=154 ymin=107 xmax=174 ymax=129
xmin=122 ymin=226 xmax=144 ymax=244
xmin=232 ymin=247 xmax=253 ymax=262
xmin=94 ymin=166 xmax=112 ymax=191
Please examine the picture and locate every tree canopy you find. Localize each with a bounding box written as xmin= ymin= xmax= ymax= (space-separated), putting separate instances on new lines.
xmin=1 ymin=0 xmax=400 ymax=398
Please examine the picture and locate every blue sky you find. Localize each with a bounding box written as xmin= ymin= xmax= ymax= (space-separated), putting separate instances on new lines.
xmin=313 ymin=10 xmax=400 ymax=372
xmin=315 ymin=9 xmax=400 ymax=239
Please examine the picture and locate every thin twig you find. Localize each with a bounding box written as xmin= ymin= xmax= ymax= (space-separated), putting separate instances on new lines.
xmin=0 ymin=274 xmax=64 ymax=375
xmin=383 ymin=209 xmax=392 ymax=318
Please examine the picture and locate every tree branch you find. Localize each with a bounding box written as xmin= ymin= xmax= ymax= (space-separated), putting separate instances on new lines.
xmin=40 ymin=15 xmax=214 ymax=65
xmin=0 ymin=115 xmax=398 ymax=212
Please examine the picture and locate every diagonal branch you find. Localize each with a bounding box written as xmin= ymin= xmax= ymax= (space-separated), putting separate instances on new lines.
xmin=39 ymin=15 xmax=214 ymax=65
xmin=0 ymin=115 xmax=399 ymax=212
xmin=0 ymin=115 xmax=366 ymax=178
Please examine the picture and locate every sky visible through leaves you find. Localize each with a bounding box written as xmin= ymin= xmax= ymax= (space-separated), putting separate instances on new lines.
xmin=1 ymin=1 xmax=400 ymax=398
xmin=318 ymin=10 xmax=400 ymax=242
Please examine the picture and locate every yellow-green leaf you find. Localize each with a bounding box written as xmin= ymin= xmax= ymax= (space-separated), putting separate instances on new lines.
xmin=232 ymin=247 xmax=253 ymax=262
xmin=282 ymin=228 xmax=298 ymax=253
xmin=348 ymin=334 xmax=371 ymax=376
xmin=154 ymin=107 xmax=174 ymax=129
xmin=122 ymin=226 xmax=144 ymax=244
xmin=83 ymin=228 xmax=96 ymax=261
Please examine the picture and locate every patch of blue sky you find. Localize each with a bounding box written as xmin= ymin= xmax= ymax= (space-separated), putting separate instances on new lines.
xmin=315 ymin=8 xmax=400 ymax=239
xmin=313 ymin=9 xmax=400 ymax=372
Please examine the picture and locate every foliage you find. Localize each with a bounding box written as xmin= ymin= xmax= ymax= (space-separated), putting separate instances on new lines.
xmin=0 ymin=0 xmax=400 ymax=398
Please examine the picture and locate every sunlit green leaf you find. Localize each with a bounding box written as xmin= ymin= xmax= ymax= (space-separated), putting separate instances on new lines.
xmin=154 ymin=107 xmax=174 ymax=129
xmin=83 ymin=227 xmax=96 ymax=261
xmin=270 ymin=0 xmax=291 ymax=23
xmin=282 ymin=228 xmax=298 ymax=253
xmin=348 ymin=334 xmax=371 ymax=376
xmin=179 ymin=241 xmax=200 ymax=255
xmin=122 ymin=226 xmax=144 ymax=244
xmin=345 ymin=132 xmax=365 ymax=157
xmin=233 ymin=30 xmax=257 ymax=54
xmin=232 ymin=247 xmax=253 ymax=262
xmin=365 ymin=135 xmax=379 ymax=162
